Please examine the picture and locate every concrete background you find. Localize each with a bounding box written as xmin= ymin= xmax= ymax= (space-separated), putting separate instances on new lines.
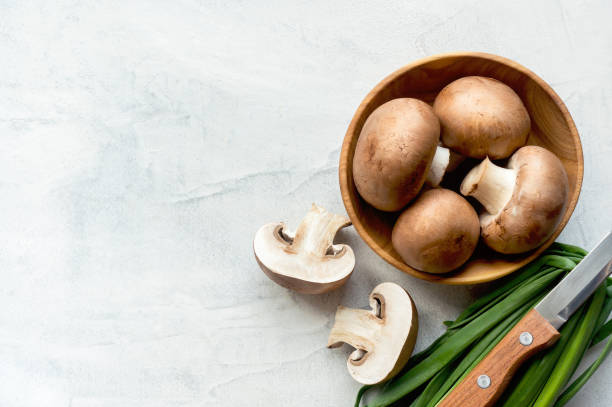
xmin=0 ymin=0 xmax=610 ymax=405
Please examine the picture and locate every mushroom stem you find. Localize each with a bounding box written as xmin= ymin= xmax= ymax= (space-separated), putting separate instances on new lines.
xmin=447 ymin=149 xmax=466 ymax=172
xmin=426 ymin=145 xmax=451 ymax=187
xmin=460 ymin=157 xmax=517 ymax=215
xmin=327 ymin=306 xmax=381 ymax=359
xmin=291 ymin=204 xmax=351 ymax=257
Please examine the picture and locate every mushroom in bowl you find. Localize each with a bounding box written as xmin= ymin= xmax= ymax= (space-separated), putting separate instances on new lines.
xmin=339 ymin=52 xmax=582 ymax=284
xmin=352 ymin=98 xmax=450 ymax=212
xmin=392 ymin=188 xmax=480 ymax=274
xmin=460 ymin=145 xmax=569 ymax=254
xmin=433 ymin=76 xmax=531 ymax=160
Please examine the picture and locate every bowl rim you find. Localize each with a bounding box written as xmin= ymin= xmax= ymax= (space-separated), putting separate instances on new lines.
xmin=339 ymin=51 xmax=584 ymax=285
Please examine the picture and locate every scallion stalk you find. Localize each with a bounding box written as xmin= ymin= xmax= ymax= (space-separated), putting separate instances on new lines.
xmin=554 ymin=336 xmax=612 ymax=407
xmin=355 ymin=246 xmax=610 ymax=407
xmin=364 ymin=268 xmax=566 ymax=407
xmin=532 ymin=284 xmax=607 ymax=407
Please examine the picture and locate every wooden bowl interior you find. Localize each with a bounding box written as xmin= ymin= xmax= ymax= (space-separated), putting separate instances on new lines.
xmin=340 ymin=53 xmax=583 ymax=284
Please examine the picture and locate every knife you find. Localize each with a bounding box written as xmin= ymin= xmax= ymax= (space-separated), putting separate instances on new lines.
xmin=438 ymin=231 xmax=612 ymax=407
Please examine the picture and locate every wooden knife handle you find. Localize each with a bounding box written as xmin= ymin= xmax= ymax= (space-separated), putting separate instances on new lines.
xmin=438 ymin=309 xmax=560 ymax=407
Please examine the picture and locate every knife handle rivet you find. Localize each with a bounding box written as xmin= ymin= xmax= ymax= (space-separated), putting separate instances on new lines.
xmin=519 ymin=332 xmax=533 ymax=346
xmin=477 ymin=374 xmax=491 ymax=389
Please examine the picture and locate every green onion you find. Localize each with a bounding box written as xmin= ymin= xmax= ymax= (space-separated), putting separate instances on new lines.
xmin=591 ymin=294 xmax=612 ymax=346
xmin=354 ymin=386 xmax=373 ymax=407
xmin=363 ymin=267 xmax=566 ymax=407
xmin=355 ymin=246 xmax=610 ymax=407
xmin=591 ymin=319 xmax=612 ymax=347
xmin=549 ymin=242 xmax=588 ymax=257
xmin=444 ymin=265 xmax=558 ymax=331
xmin=532 ymin=284 xmax=607 ymax=407
xmin=409 ymin=363 xmax=454 ymax=407
xmin=554 ymin=336 xmax=612 ymax=407
xmin=450 ymin=256 xmax=576 ymax=328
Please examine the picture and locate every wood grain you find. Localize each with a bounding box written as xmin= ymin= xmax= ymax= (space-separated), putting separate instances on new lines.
xmin=339 ymin=52 xmax=583 ymax=284
xmin=438 ymin=309 xmax=560 ymax=407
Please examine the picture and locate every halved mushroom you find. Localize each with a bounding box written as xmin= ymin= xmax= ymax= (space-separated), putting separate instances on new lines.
xmin=392 ymin=188 xmax=480 ymax=273
xmin=353 ymin=98 xmax=449 ymax=211
xmin=433 ymin=76 xmax=531 ymax=160
xmin=253 ymin=204 xmax=354 ymax=294
xmin=327 ymin=282 xmax=418 ymax=384
xmin=460 ymin=145 xmax=569 ymax=254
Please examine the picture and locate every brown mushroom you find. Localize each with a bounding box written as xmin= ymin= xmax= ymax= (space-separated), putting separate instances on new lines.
xmin=460 ymin=146 xmax=569 ymax=254
xmin=253 ymin=204 xmax=354 ymax=294
xmin=433 ymin=76 xmax=531 ymax=159
xmin=391 ymin=188 xmax=480 ymax=274
xmin=352 ymin=98 xmax=448 ymax=211
xmin=327 ymin=282 xmax=418 ymax=384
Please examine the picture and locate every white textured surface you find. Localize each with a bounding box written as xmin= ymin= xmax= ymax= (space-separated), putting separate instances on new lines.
xmin=1 ymin=1 xmax=611 ymax=406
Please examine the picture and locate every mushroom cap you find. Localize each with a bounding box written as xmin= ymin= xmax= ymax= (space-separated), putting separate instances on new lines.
xmin=327 ymin=282 xmax=418 ymax=384
xmin=391 ymin=188 xmax=480 ymax=274
xmin=352 ymin=98 xmax=440 ymax=212
xmin=433 ymin=76 xmax=531 ymax=160
xmin=253 ymin=205 xmax=355 ymax=294
xmin=480 ymin=146 xmax=569 ymax=254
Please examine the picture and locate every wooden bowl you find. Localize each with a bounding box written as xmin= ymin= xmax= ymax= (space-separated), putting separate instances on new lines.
xmin=339 ymin=52 xmax=583 ymax=285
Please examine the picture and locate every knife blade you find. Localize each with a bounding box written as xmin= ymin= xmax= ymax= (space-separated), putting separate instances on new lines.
xmin=438 ymin=232 xmax=612 ymax=407
xmin=535 ymin=231 xmax=612 ymax=329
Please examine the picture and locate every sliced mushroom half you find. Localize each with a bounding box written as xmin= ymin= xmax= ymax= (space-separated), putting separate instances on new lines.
xmin=328 ymin=282 xmax=418 ymax=384
xmin=460 ymin=145 xmax=569 ymax=254
xmin=253 ymin=204 xmax=354 ymax=294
